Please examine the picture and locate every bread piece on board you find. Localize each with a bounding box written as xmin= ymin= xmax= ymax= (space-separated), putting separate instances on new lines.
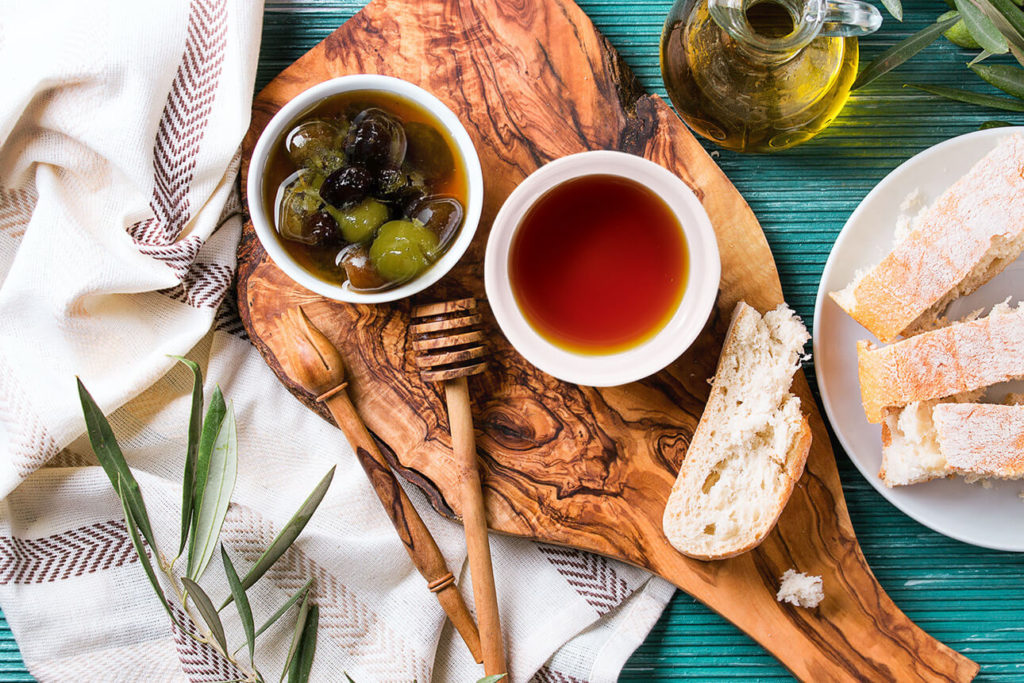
xmin=831 ymin=134 xmax=1024 ymax=342
xmin=934 ymin=403 xmax=1024 ymax=480
xmin=857 ymin=302 xmax=1024 ymax=423
xmin=663 ymin=302 xmax=811 ymax=561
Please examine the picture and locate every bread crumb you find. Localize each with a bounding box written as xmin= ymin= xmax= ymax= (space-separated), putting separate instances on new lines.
xmin=894 ymin=188 xmax=927 ymax=244
xmin=776 ymin=569 xmax=823 ymax=608
xmin=899 ymin=188 xmax=925 ymax=214
xmin=1019 ymin=490 xmax=1024 ymax=501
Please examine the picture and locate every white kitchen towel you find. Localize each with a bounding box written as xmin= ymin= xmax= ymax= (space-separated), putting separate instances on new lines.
xmin=0 ymin=1 xmax=675 ymax=681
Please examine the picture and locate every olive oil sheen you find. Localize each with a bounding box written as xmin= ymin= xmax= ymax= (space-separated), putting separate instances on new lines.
xmin=509 ymin=175 xmax=689 ymax=355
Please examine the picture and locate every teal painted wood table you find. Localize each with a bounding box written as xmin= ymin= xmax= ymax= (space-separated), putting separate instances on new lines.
xmin=3 ymin=0 xmax=1023 ymax=680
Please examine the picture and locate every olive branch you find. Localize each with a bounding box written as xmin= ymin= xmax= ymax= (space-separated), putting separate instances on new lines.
xmin=855 ymin=0 xmax=1024 ymax=120
xmin=77 ymin=358 xmax=334 ymax=683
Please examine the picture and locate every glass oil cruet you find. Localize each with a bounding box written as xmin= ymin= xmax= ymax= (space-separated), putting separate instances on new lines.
xmin=661 ymin=0 xmax=882 ymax=152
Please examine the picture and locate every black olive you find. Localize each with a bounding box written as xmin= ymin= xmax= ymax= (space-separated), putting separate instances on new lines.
xmin=338 ymin=243 xmax=387 ymax=290
xmin=373 ymin=167 xmax=407 ymax=198
xmin=320 ymin=165 xmax=372 ymax=207
xmin=303 ymin=210 xmax=342 ymax=247
xmin=344 ymin=109 xmax=407 ymax=170
xmin=411 ymin=196 xmax=463 ymax=248
xmin=398 ymin=187 xmax=428 ymax=218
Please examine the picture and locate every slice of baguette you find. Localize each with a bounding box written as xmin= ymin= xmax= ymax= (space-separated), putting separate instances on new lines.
xmin=830 ymin=134 xmax=1024 ymax=342
xmin=879 ymin=400 xmax=1024 ymax=486
xmin=663 ymin=302 xmax=811 ymax=561
xmin=857 ymin=302 xmax=1024 ymax=423
xmin=878 ymin=391 xmax=982 ymax=487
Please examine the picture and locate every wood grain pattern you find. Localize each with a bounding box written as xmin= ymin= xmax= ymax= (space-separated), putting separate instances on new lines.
xmin=236 ymin=0 xmax=978 ymax=679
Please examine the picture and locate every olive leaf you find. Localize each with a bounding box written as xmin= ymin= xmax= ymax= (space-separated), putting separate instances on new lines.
xmin=977 ymin=0 xmax=1024 ymax=39
xmin=971 ymin=0 xmax=1024 ymax=66
xmin=294 ymin=604 xmax=319 ymax=683
xmin=117 ymin=475 xmax=183 ymax=630
xmin=940 ymin=9 xmax=982 ymax=47
xmin=253 ymin=578 xmax=313 ymax=642
xmin=78 ymin=378 xmax=157 ymax=552
xmin=280 ymin=590 xmax=311 ymax=683
xmin=882 ymin=0 xmax=903 ymax=20
xmin=970 ymin=48 xmax=997 ymax=64
xmin=853 ymin=15 xmax=960 ymax=90
xmin=221 ymin=545 xmax=256 ymax=666
xmin=188 ymin=386 xmax=227 ymax=575
xmin=971 ymin=63 xmax=1024 ymax=98
xmin=222 ymin=466 xmax=335 ymax=609
xmin=182 ymin=577 xmax=229 ymax=653
xmin=980 ymin=119 xmax=1016 ymax=126
xmin=908 ymin=83 xmax=1024 ymax=110
xmin=188 ymin=398 xmax=237 ymax=581
xmin=171 ymin=356 xmax=204 ymax=558
xmin=956 ymin=0 xmax=1009 ymax=53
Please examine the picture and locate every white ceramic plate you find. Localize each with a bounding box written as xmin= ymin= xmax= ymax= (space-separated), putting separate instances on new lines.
xmin=813 ymin=127 xmax=1024 ymax=552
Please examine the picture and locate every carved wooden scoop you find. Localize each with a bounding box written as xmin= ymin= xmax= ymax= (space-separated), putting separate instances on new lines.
xmin=283 ymin=306 xmax=483 ymax=663
xmin=410 ymin=298 xmax=505 ymax=677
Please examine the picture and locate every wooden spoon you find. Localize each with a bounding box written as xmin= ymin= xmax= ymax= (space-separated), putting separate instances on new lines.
xmin=282 ymin=306 xmax=483 ymax=663
xmin=411 ymin=298 xmax=505 ymax=677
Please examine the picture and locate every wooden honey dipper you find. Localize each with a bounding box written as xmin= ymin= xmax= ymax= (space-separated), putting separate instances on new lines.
xmin=410 ymin=298 xmax=505 ymax=677
xmin=284 ymin=306 xmax=482 ymax=663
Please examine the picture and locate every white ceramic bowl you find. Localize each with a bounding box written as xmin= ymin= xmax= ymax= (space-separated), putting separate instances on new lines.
xmin=247 ymin=74 xmax=484 ymax=304
xmin=484 ymin=151 xmax=720 ymax=387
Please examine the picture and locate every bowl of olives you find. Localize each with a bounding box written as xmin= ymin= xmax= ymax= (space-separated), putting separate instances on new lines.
xmin=248 ymin=75 xmax=483 ymax=303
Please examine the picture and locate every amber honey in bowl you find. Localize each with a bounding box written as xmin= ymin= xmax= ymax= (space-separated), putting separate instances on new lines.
xmin=508 ymin=175 xmax=689 ymax=354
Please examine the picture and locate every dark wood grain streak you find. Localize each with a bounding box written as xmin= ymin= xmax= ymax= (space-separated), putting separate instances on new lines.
xmin=236 ymin=0 xmax=978 ymax=680
xmin=354 ymin=446 xmax=414 ymax=548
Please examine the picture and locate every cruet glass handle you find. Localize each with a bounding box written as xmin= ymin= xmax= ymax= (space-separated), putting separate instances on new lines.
xmin=815 ymin=0 xmax=882 ymax=36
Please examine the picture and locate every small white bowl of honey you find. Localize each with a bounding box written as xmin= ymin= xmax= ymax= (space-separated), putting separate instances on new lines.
xmin=484 ymin=150 xmax=720 ymax=387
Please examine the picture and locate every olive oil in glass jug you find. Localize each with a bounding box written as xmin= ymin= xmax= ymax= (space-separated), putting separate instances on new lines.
xmin=661 ymin=0 xmax=881 ymax=152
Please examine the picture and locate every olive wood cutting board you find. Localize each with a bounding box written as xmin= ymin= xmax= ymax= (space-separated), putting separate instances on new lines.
xmin=236 ymin=0 xmax=978 ymax=679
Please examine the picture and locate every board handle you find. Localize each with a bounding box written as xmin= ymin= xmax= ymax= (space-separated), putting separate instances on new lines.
xmin=650 ymin=524 xmax=978 ymax=680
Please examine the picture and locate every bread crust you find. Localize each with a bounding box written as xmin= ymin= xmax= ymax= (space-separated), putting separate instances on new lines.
xmin=856 ymin=306 xmax=1024 ymax=423
xmin=857 ymin=340 xmax=888 ymax=424
xmin=832 ymin=134 xmax=1024 ymax=342
xmin=934 ymin=403 xmax=1024 ymax=479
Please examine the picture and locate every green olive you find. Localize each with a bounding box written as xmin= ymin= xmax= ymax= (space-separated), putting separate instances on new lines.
xmin=286 ymin=119 xmax=346 ymax=174
xmin=327 ymin=197 xmax=389 ymax=243
xmin=938 ymin=10 xmax=980 ymax=49
xmin=277 ymin=174 xmax=324 ymax=244
xmin=369 ymin=220 xmax=439 ymax=283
